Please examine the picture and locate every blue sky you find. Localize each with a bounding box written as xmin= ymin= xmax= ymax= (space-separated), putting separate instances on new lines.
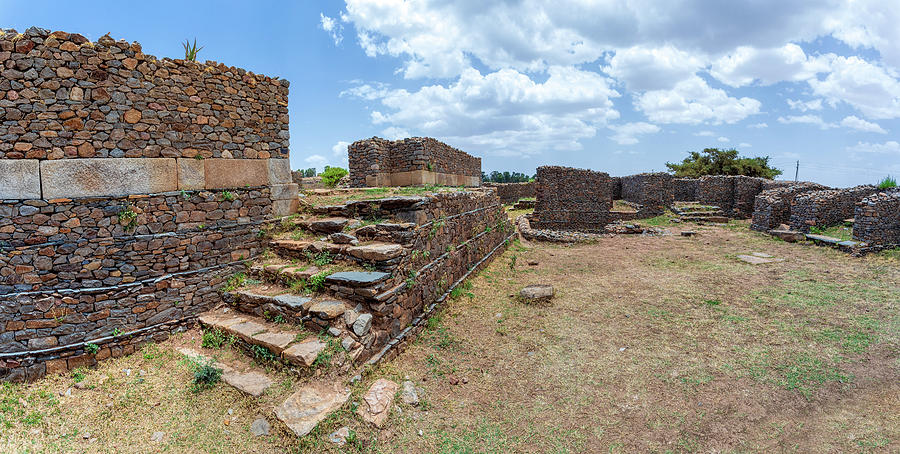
xmin=3 ymin=1 xmax=900 ymax=187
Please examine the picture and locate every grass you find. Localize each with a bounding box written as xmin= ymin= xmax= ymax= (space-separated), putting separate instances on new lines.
xmin=809 ymin=223 xmax=853 ymax=241
xmin=5 ymin=223 xmax=899 ymax=453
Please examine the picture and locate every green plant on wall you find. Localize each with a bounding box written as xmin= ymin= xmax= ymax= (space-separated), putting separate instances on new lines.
xmin=182 ymin=38 xmax=203 ymax=61
xmin=118 ymin=203 xmax=138 ymax=231
xmin=877 ymin=176 xmax=897 ymax=189
xmin=321 ymin=166 xmax=348 ymax=188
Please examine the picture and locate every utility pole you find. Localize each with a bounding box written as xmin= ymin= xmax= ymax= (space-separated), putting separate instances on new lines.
xmin=795 ymin=160 xmax=799 ymax=182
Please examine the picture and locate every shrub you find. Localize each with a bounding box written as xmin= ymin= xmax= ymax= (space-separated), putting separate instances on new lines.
xmin=320 ymin=166 xmax=348 ymax=188
xmin=201 ymin=329 xmax=227 ymax=349
xmin=877 ymin=176 xmax=897 ymax=189
xmin=190 ymin=362 xmax=222 ymax=393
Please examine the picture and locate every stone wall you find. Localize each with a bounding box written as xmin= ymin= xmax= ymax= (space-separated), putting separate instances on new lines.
xmin=854 ymin=189 xmax=900 ymax=246
xmin=619 ymin=173 xmax=673 ymax=213
xmin=698 ymin=176 xmax=771 ymax=218
xmin=348 ymin=137 xmax=481 ymax=188
xmin=483 ymin=182 xmax=535 ymax=204
xmin=532 ymin=166 xmax=612 ymax=232
xmin=673 ymin=178 xmax=699 ymax=201
xmin=789 ymin=185 xmax=880 ymax=232
xmin=0 ymin=27 xmax=296 ymax=381
xmin=750 ymin=183 xmax=827 ymax=231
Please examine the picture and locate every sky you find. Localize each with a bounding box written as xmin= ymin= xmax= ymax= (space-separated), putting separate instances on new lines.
xmin=3 ymin=0 xmax=900 ymax=187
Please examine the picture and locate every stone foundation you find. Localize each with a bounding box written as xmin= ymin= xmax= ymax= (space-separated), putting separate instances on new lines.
xmin=853 ymin=190 xmax=900 ymax=246
xmin=790 ymin=186 xmax=879 ymax=232
xmin=483 ymin=182 xmax=535 ymax=204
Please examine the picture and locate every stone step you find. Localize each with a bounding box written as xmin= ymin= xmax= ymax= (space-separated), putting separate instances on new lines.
xmin=250 ymin=262 xmax=321 ymax=287
xmin=199 ymin=309 xmax=336 ymax=369
xmin=681 ymin=215 xmax=731 ymax=223
xmin=275 ymin=382 xmax=350 ymax=437
xmin=270 ymin=238 xmax=407 ymax=270
xmin=176 ymin=347 xmax=274 ymax=397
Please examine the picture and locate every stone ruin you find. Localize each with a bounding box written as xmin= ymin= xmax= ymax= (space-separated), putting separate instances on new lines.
xmin=482 ymin=181 xmax=535 ymax=204
xmin=348 ymin=136 xmax=481 ymax=188
xmin=529 ymin=165 xmax=900 ymax=249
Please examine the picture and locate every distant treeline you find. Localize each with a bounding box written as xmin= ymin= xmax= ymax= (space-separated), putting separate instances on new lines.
xmin=482 ymin=171 xmax=533 ymax=183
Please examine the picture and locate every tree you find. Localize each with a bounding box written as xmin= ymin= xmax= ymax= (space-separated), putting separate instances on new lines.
xmin=666 ymin=148 xmax=782 ymax=179
xmin=303 ymin=168 xmax=317 ymax=177
xmin=483 ymin=171 xmax=533 ymax=183
xmin=320 ymin=166 xmax=348 ymax=188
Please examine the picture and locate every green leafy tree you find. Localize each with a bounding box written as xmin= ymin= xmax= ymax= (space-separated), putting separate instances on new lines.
xmin=303 ymin=167 xmax=317 ymax=177
xmin=666 ymin=148 xmax=782 ymax=179
xmin=320 ymin=166 xmax=348 ymax=187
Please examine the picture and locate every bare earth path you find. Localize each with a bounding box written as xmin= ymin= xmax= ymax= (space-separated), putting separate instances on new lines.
xmin=1 ymin=221 xmax=897 ymax=453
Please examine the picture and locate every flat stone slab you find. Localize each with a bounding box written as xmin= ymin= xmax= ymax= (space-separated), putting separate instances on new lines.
xmin=0 ymin=159 xmax=40 ymax=199
xmin=198 ymin=313 xmax=246 ymax=331
xmin=838 ymin=240 xmax=860 ymax=247
xmin=736 ymin=254 xmax=784 ymax=264
xmin=273 ymin=294 xmax=312 ymax=310
xmin=282 ymin=338 xmax=326 ymax=367
xmin=230 ymin=320 xmax=268 ymax=342
xmin=272 ymin=240 xmax=312 ymax=251
xmin=275 ymin=383 xmax=349 ymax=437
xmin=41 ymin=158 xmax=177 ymax=198
xmin=325 ymin=271 xmax=390 ymax=288
xmin=307 ymin=217 xmax=349 ymax=234
xmin=347 ymin=243 xmax=405 ymax=261
xmin=806 ymin=234 xmax=843 ymax=245
xmin=308 ymin=300 xmax=346 ymax=319
xmin=358 ymin=378 xmax=399 ymax=428
xmin=251 ymin=331 xmax=296 ymax=354
xmin=222 ymin=370 xmax=273 ymax=397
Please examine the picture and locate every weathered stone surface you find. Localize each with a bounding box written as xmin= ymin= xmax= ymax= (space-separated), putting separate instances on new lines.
xmin=273 ymin=295 xmax=312 ymax=310
xmin=358 ymin=378 xmax=399 ymax=428
xmin=347 ymin=243 xmax=404 ymax=261
xmin=307 ymin=217 xmax=349 ymax=233
xmin=352 ymin=313 xmax=373 ymax=337
xmin=198 ymin=313 xmax=246 ymax=331
xmin=222 ymin=370 xmax=273 ymax=397
xmin=736 ymin=254 xmax=784 ymax=264
xmin=251 ymin=331 xmax=295 ymax=354
xmin=282 ymin=338 xmax=326 ymax=367
xmin=329 ymin=427 xmax=351 ymax=446
xmin=177 ymin=158 xmax=205 ymax=190
xmin=268 ymin=159 xmax=292 ymax=184
xmin=275 ymin=383 xmax=349 ymax=437
xmin=308 ymin=300 xmax=346 ymax=319
xmin=401 ymin=380 xmax=419 ymax=406
xmin=272 ymin=198 xmax=300 ymax=217
xmin=325 ymin=271 xmax=390 ymax=288
xmin=204 ymin=158 xmax=269 ymax=189
xmin=519 ymin=284 xmax=554 ymax=302
xmin=229 ymin=320 xmax=268 ymax=342
xmin=270 ymin=183 xmax=298 ymax=200
xmin=40 ymin=158 xmax=177 ymax=198
xmin=251 ymin=418 xmax=271 ymax=436
xmin=0 ymin=159 xmax=40 ymax=199
xmin=327 ymin=233 xmax=358 ymax=245
xmin=768 ymin=229 xmax=806 ymax=242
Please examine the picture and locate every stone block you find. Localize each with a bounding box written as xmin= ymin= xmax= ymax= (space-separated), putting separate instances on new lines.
xmin=267 ymin=159 xmax=292 ymax=184
xmin=177 ymin=158 xmax=205 ymax=190
xmin=204 ymin=158 xmax=268 ymax=189
xmin=41 ymin=158 xmax=177 ymax=199
xmin=272 ymin=198 xmax=299 ymax=217
xmin=270 ymin=183 xmax=299 ymax=200
xmin=0 ymin=159 xmax=41 ymax=199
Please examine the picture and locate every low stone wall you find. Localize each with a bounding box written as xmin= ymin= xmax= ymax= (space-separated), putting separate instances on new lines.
xmin=532 ymin=166 xmax=612 ymax=232
xmin=698 ymin=176 xmax=735 ymax=214
xmin=348 ymin=137 xmax=481 ymax=188
xmin=790 ymin=185 xmax=879 ymax=232
xmin=733 ymin=176 xmax=766 ymax=218
xmin=483 ymin=182 xmax=535 ymax=204
xmin=620 ymin=173 xmax=673 ymax=213
xmin=853 ymin=190 xmax=900 ymax=246
xmin=673 ymin=178 xmax=699 ymax=201
xmin=750 ymin=183 xmax=827 ymax=231
xmin=698 ymin=176 xmax=772 ymax=218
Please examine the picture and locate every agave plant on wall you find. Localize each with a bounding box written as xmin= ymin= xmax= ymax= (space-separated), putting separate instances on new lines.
xmin=183 ymin=38 xmax=203 ymax=61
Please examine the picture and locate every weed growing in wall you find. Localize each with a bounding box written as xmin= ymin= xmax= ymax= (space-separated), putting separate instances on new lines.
xmin=221 ymin=191 xmax=235 ymax=202
xmin=201 ymin=329 xmax=227 ymax=349
xmin=117 ymin=203 xmax=138 ymax=231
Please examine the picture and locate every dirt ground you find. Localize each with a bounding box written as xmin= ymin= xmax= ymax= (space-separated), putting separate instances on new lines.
xmin=2 ymin=220 xmax=898 ymax=453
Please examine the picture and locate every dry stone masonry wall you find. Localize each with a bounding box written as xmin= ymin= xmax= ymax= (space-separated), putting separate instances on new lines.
xmin=532 ymin=166 xmax=612 ymax=232
xmin=619 ymin=173 xmax=673 ymax=214
xmin=348 ymin=137 xmax=481 ymax=188
xmin=789 ymin=185 xmax=879 ymax=232
xmin=853 ymin=189 xmax=900 ymax=246
xmin=1 ymin=27 xmax=297 ymax=381
xmin=750 ymin=183 xmax=828 ymax=231
xmin=483 ymin=182 xmax=535 ymax=204
xmin=673 ymin=178 xmax=699 ymax=201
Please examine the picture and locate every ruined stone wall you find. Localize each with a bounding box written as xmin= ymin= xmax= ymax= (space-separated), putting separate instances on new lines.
xmin=532 ymin=166 xmax=612 ymax=232
xmin=733 ymin=177 xmax=766 ymax=218
xmin=482 ymin=182 xmax=535 ymax=204
xmin=854 ymin=189 xmax=900 ymax=246
xmin=673 ymin=178 xmax=699 ymax=201
xmin=750 ymin=183 xmax=827 ymax=231
xmin=790 ymin=185 xmax=880 ymax=232
xmin=698 ymin=176 xmax=770 ymax=218
xmin=348 ymin=137 xmax=481 ymax=188
xmin=698 ymin=176 xmax=735 ymax=213
xmin=619 ymin=173 xmax=673 ymax=213
xmin=0 ymin=28 xmax=295 ymax=381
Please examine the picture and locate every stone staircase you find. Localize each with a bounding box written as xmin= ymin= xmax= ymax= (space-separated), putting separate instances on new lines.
xmin=184 ymin=188 xmax=513 ymax=439
xmin=672 ymin=202 xmax=730 ymax=224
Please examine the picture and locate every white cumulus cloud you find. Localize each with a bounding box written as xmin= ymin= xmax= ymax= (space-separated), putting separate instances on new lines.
xmin=608 ymin=122 xmax=660 ymax=145
xmin=840 ymin=116 xmax=887 ymax=133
